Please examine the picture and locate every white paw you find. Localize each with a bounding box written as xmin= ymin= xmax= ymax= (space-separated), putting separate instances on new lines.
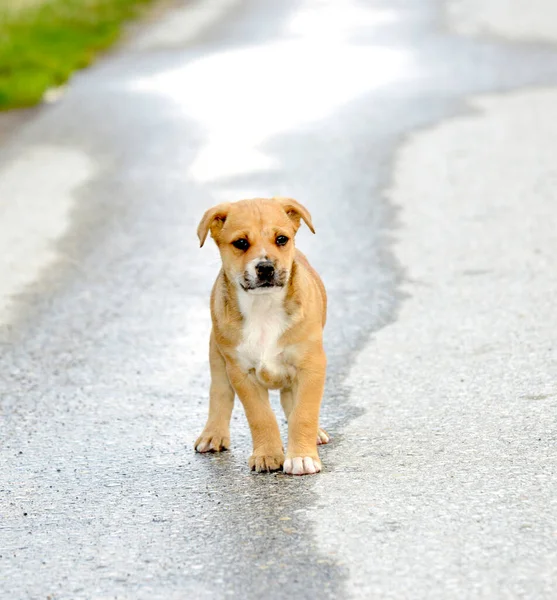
xmin=283 ymin=456 xmax=322 ymax=475
xmin=317 ymin=428 xmax=330 ymax=445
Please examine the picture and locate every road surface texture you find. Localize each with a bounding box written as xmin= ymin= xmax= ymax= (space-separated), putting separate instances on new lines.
xmin=1 ymin=0 xmax=557 ymax=598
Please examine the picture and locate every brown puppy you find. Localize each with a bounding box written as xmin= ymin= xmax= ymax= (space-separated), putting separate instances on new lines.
xmin=195 ymin=197 xmax=328 ymax=475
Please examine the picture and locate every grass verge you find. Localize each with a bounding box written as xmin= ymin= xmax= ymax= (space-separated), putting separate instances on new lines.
xmin=0 ymin=0 xmax=154 ymax=110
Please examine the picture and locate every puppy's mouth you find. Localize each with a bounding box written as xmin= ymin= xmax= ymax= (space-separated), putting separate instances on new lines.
xmin=240 ymin=265 xmax=288 ymax=292
xmin=240 ymin=281 xmax=284 ymax=292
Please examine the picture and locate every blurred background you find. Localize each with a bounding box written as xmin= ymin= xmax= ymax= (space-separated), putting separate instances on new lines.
xmin=1 ymin=1 xmax=556 ymax=598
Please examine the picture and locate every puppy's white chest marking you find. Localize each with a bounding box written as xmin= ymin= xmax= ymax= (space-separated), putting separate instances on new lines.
xmin=236 ymin=290 xmax=292 ymax=386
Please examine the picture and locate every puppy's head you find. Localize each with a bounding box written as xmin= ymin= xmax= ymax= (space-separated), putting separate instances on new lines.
xmin=197 ymin=197 xmax=314 ymax=293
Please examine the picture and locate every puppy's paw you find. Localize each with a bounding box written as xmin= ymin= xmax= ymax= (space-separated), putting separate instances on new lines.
xmin=317 ymin=427 xmax=330 ymax=445
xmin=249 ymin=449 xmax=285 ymax=473
xmin=195 ymin=430 xmax=230 ymax=453
xmin=283 ymin=456 xmax=322 ymax=475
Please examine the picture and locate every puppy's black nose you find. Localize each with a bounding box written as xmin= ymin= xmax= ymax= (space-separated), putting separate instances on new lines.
xmin=256 ymin=261 xmax=275 ymax=281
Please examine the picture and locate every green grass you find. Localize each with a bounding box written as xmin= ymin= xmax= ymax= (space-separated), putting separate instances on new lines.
xmin=0 ymin=0 xmax=154 ymax=110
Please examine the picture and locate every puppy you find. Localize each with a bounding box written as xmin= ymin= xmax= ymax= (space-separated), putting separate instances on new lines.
xmin=195 ymin=197 xmax=329 ymax=475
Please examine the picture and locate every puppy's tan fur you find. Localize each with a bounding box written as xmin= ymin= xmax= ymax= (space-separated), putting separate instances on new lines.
xmin=195 ymin=197 xmax=328 ymax=475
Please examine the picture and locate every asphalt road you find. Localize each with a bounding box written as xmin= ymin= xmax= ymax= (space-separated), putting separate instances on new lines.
xmin=1 ymin=0 xmax=557 ymax=598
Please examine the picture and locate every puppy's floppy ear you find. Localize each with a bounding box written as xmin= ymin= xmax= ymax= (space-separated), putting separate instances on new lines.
xmin=197 ymin=203 xmax=231 ymax=247
xmin=275 ymin=197 xmax=315 ymax=234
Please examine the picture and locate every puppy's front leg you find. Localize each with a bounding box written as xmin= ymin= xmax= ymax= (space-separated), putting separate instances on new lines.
xmin=195 ymin=332 xmax=235 ymax=452
xmin=281 ymin=388 xmax=330 ymax=446
xmin=228 ymin=365 xmax=284 ymax=473
xmin=284 ymin=349 xmax=326 ymax=476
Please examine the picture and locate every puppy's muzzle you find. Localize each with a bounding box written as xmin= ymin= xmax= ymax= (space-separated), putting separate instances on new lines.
xmin=242 ymin=259 xmax=286 ymax=291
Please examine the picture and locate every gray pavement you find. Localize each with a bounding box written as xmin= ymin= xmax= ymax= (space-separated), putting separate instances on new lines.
xmin=1 ymin=0 xmax=557 ymax=598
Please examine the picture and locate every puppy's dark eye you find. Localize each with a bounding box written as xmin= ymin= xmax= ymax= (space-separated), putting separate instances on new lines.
xmin=232 ymin=238 xmax=249 ymax=251
xmin=276 ymin=235 xmax=289 ymax=246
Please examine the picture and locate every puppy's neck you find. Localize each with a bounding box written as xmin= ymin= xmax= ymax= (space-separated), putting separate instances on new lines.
xmin=236 ymin=285 xmax=287 ymax=319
